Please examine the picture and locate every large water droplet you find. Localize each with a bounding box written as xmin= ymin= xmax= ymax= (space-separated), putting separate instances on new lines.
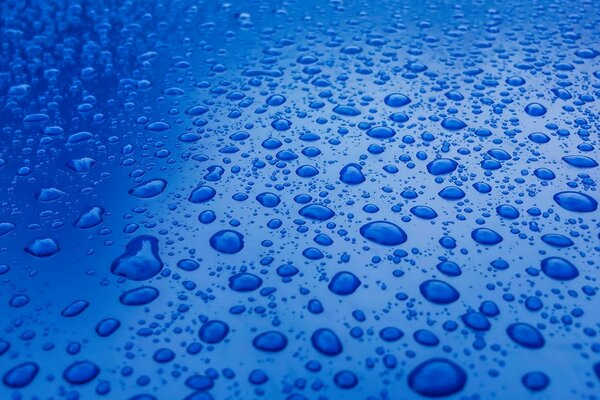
xmin=408 ymin=358 xmax=467 ymax=397
xmin=252 ymin=331 xmax=288 ymax=352
xmin=553 ymin=191 xmax=597 ymax=212
xmin=419 ymin=280 xmax=460 ymax=304
xmin=506 ymin=323 xmax=545 ymax=349
xmin=128 ymin=179 xmax=167 ymax=199
xmin=119 ymin=286 xmax=160 ymax=306
xmin=209 ymin=230 xmax=244 ymax=254
xmin=311 ymin=328 xmax=343 ymax=356
xmin=540 ymin=257 xmax=579 ymax=280
xmin=471 ymin=228 xmax=503 ymax=245
xmin=359 ymin=221 xmax=407 ymax=246
xmin=2 ymin=362 xmax=39 ymax=388
xmin=25 ymin=238 xmax=59 ymax=257
xmin=111 ymin=235 xmax=163 ymax=281
xmin=63 ymin=361 xmax=100 ymax=384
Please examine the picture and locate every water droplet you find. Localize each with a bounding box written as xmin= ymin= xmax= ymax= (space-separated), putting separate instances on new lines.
xmin=408 ymin=358 xmax=467 ymax=397
xmin=74 ymin=206 xmax=104 ymax=229
xmin=209 ymin=230 xmax=244 ymax=254
xmin=553 ymin=191 xmax=597 ymax=212
xmin=25 ymin=238 xmax=59 ymax=257
xmin=229 ymin=273 xmax=263 ymax=292
xmin=188 ymin=186 xmax=216 ymax=203
xmin=199 ymin=320 xmax=230 ymax=344
xmin=128 ymin=179 xmax=167 ymax=199
xmin=419 ymin=280 xmax=460 ymax=304
xmin=111 ymin=235 xmax=163 ymax=281
xmin=2 ymin=362 xmax=39 ymax=388
xmin=298 ymin=204 xmax=335 ymax=221
xmin=63 ymin=361 xmax=100 ymax=384
xmin=506 ymin=323 xmax=545 ymax=349
xmin=522 ymin=371 xmax=550 ymax=391
xmin=119 ymin=286 xmax=159 ymax=306
xmin=359 ymin=221 xmax=407 ymax=246
xmin=328 ymin=271 xmax=361 ymax=295
xmin=366 ymin=126 xmax=395 ymax=139
xmin=426 ymin=159 xmax=458 ymax=175
xmin=252 ymin=331 xmax=288 ymax=352
xmin=311 ymin=328 xmax=343 ymax=356
xmin=471 ymin=228 xmax=503 ymax=245
xmin=384 ymin=93 xmax=411 ymax=107
xmin=540 ymin=257 xmax=579 ymax=281
xmin=524 ymin=103 xmax=547 ymax=116
xmin=339 ymin=163 xmax=366 ymax=185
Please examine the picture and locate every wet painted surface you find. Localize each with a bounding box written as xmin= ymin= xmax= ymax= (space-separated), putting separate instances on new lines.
xmin=1 ymin=0 xmax=599 ymax=398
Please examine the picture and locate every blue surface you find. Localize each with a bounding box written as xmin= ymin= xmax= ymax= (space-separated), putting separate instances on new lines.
xmin=1 ymin=0 xmax=599 ymax=399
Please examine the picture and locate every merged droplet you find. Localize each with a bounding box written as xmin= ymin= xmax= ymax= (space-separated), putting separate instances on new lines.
xmin=119 ymin=286 xmax=159 ymax=306
xmin=25 ymin=238 xmax=59 ymax=257
xmin=128 ymin=179 xmax=167 ymax=199
xmin=36 ymin=187 xmax=66 ymax=202
xmin=74 ymin=206 xmax=104 ymax=229
xmin=0 ymin=222 xmax=15 ymax=237
xmin=111 ymin=235 xmax=163 ymax=281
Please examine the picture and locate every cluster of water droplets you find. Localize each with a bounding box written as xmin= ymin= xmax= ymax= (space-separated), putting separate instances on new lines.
xmin=0 ymin=0 xmax=599 ymax=398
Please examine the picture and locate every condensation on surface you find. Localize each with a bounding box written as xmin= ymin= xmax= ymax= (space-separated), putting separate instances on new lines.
xmin=0 ymin=0 xmax=599 ymax=399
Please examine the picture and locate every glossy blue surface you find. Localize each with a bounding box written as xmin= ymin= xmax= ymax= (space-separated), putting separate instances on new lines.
xmin=1 ymin=0 xmax=599 ymax=398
